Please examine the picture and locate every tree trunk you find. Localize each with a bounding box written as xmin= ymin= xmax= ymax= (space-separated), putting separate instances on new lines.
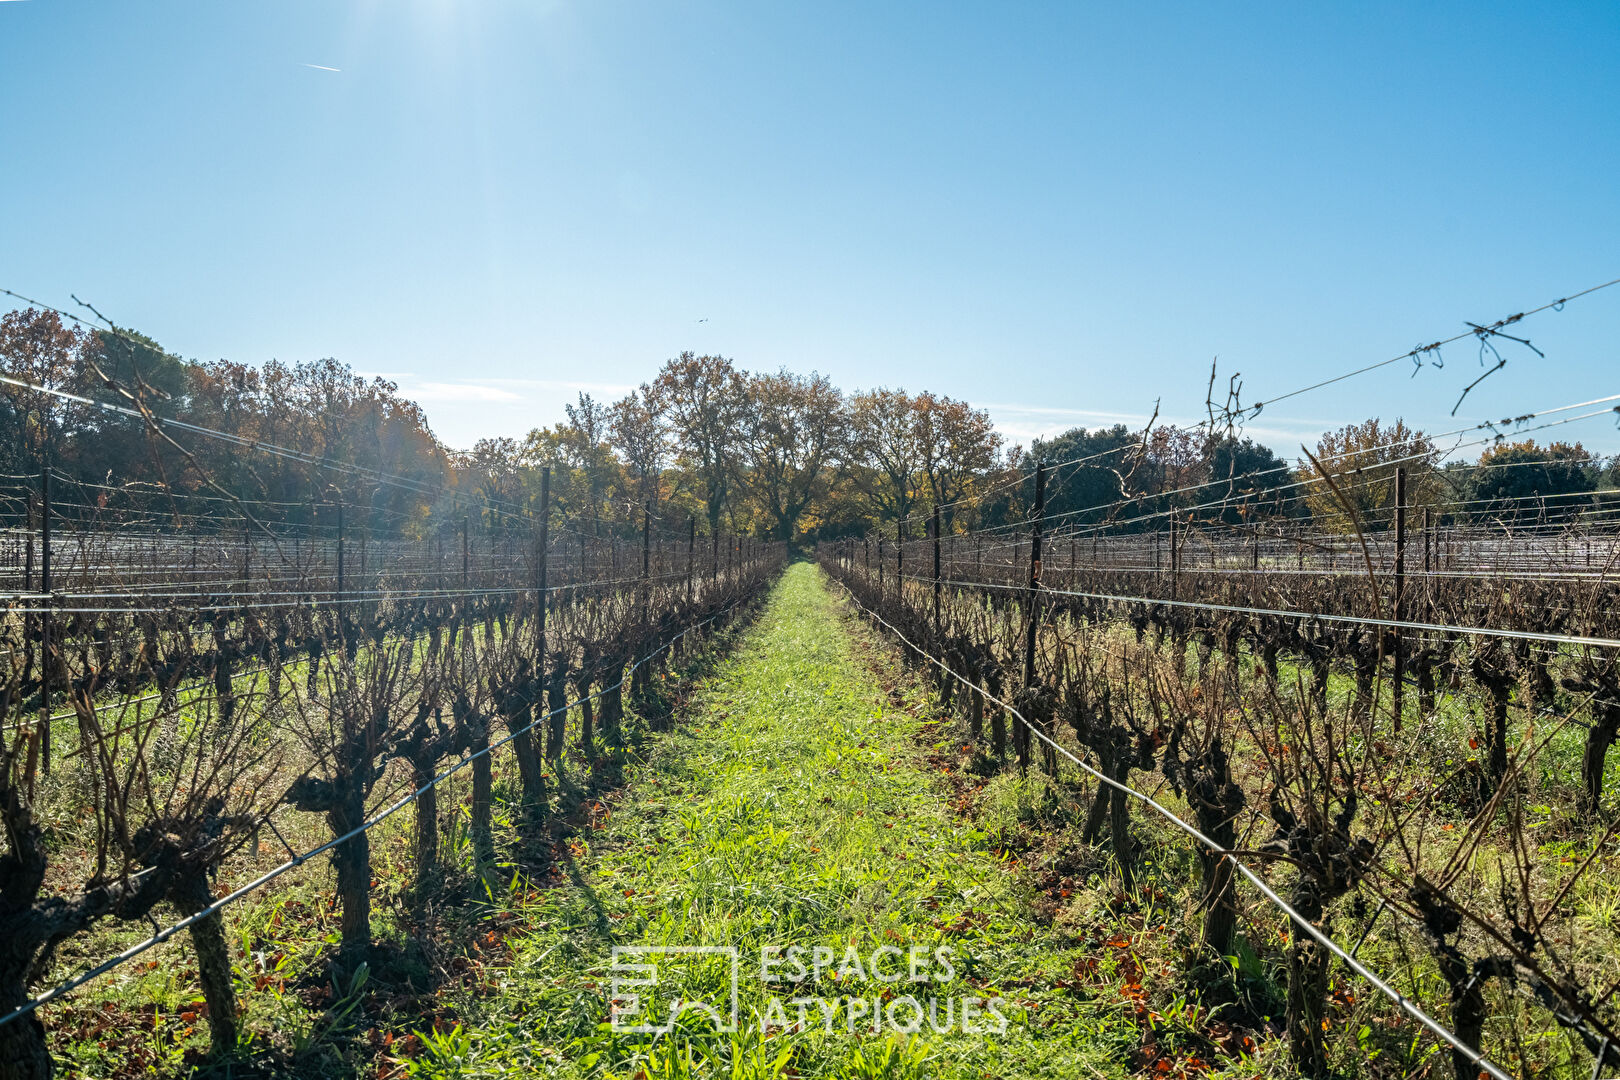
xmin=600 ymin=662 xmax=624 ymax=749
xmin=1199 ymin=846 xmax=1236 ymax=958
xmin=1108 ymin=755 xmax=1135 ymax=893
xmin=1352 ymin=648 xmax=1377 ymax=721
xmin=506 ymin=702 xmax=543 ymax=812
xmin=1417 ymin=654 xmax=1436 ymax=719
xmin=1448 ymin=966 xmax=1489 ymax=1080
xmin=1485 ymin=685 xmax=1509 ymax=793
xmin=329 ymin=785 xmax=371 ymax=975
xmin=1581 ymin=704 xmax=1619 ymax=815
xmin=1083 ymin=742 xmax=1114 ymax=844
xmin=0 ymin=981 xmax=51 ymax=1080
xmin=0 ymin=807 xmax=173 ymax=1080
xmin=170 ymin=872 xmax=238 ymax=1055
xmin=1285 ymin=888 xmax=1330 ymax=1078
xmin=545 ymin=666 xmax=569 ymax=761
xmin=1309 ymin=653 xmax=1330 ymax=714
xmin=1188 ymin=741 xmax=1243 ymax=958
xmin=469 ymin=717 xmax=494 ymax=879
xmin=412 ymin=759 xmax=439 ymax=886
xmin=305 ymin=640 xmax=321 ymax=700
xmin=579 ymin=689 xmax=599 ymax=757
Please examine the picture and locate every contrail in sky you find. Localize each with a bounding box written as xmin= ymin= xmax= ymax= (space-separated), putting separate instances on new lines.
xmin=300 ymin=63 xmax=341 ymax=72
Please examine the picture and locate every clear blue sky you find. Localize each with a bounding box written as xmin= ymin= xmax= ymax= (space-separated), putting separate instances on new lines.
xmin=3 ymin=2 xmax=1617 ymax=458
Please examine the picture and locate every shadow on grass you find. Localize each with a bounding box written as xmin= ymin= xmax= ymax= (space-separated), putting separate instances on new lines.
xmin=217 ymin=591 xmax=777 ymax=1079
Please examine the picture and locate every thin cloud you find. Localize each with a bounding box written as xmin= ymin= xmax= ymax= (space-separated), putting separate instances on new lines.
xmin=985 ymin=401 xmax=1328 ymax=451
xmin=984 ymin=402 xmax=1154 ymax=427
xmin=300 ymin=63 xmax=341 ymax=72
xmin=410 ymin=381 xmax=523 ymax=403
xmin=983 ymin=402 xmax=1149 ymax=420
xmin=482 ymin=377 xmax=636 ymax=396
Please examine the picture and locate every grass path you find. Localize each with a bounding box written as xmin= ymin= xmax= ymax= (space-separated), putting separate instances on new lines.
xmin=410 ymin=563 xmax=1138 ymax=1079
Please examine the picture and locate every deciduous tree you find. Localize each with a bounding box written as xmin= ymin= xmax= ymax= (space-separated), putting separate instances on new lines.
xmin=736 ymin=369 xmax=846 ymax=544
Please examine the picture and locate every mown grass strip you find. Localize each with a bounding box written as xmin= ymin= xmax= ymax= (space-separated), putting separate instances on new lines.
xmin=414 ymin=563 xmax=1135 ymax=1079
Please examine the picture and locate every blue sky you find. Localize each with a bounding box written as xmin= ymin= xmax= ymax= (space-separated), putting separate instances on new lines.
xmin=2 ymin=1 xmax=1617 ymax=457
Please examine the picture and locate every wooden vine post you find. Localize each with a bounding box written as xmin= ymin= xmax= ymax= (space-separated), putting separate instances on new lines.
xmin=1392 ymin=467 xmax=1407 ymax=731
xmin=1019 ymin=461 xmax=1047 ymax=772
xmin=932 ymin=503 xmax=942 ymax=634
xmin=537 ymin=466 xmax=549 ymax=661
xmin=38 ymin=461 xmax=51 ymax=774
xmin=336 ymin=495 xmax=346 ymax=601
xmin=642 ymin=502 xmax=652 ymax=620
xmin=1169 ymin=515 xmax=1180 ymax=600
xmin=896 ymin=518 xmax=904 ymax=606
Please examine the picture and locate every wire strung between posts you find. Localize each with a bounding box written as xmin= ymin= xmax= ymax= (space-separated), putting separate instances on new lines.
xmin=833 ymin=579 xmax=1515 ymax=1080
xmin=0 ymin=565 xmax=735 ymax=733
xmin=922 ymin=443 xmax=1140 ymax=519
xmin=926 ymin=450 xmax=1620 ymax=544
xmin=911 ymin=574 xmax=1620 ymax=652
xmin=3 ymin=624 xmax=425 ymax=733
xmin=0 ymin=285 xmax=538 ymax=519
xmin=958 ymin=395 xmax=1620 ymax=542
xmin=3 ymin=568 xmax=701 ymax=614
xmin=0 ymin=364 xmax=535 ymax=524
xmin=912 ymin=493 xmax=1620 ymax=579
xmin=1241 ymin=276 xmax=1620 ymax=417
xmin=0 ymin=554 xmax=725 ymax=663
xmin=0 ymin=325 xmax=706 ymax=547
xmin=29 ymin=567 xmax=694 ymax=606
xmin=0 ymin=594 xmax=755 ymax=1031
xmin=984 ymin=392 xmax=1620 ymax=541
xmin=923 ymin=280 xmax=1620 ymax=523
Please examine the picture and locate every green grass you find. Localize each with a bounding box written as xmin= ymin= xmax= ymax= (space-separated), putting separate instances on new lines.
xmin=402 ymin=563 xmax=1144 ymax=1079
xmin=45 ymin=563 xmax=1358 ymax=1078
xmin=42 ymin=591 xmax=774 ymax=1079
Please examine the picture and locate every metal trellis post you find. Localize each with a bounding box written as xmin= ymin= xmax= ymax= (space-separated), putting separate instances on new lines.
xmin=1393 ymin=467 xmax=1407 ymax=731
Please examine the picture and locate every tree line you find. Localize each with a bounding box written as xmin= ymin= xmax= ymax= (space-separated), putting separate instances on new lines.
xmin=3 ymin=305 xmax=1617 ymax=545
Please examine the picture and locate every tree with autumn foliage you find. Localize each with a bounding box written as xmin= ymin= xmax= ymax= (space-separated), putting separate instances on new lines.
xmin=845 ymin=388 xmax=1003 ymax=534
xmin=0 ymin=308 xmax=91 ymax=476
xmin=646 ymin=353 xmax=745 ymax=538
xmin=520 ymin=393 xmax=624 ymax=536
xmin=734 ymin=369 xmax=847 ymax=544
xmin=1302 ymin=417 xmax=1441 ymax=531
xmin=608 ymin=385 xmax=669 ymax=512
xmin=0 ymin=309 xmax=451 ymax=535
xmin=914 ymin=391 xmax=1002 ymax=530
xmin=847 ymin=388 xmax=928 ymax=526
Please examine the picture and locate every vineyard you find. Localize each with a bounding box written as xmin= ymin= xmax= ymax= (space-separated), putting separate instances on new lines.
xmin=0 ymin=457 xmax=784 ymax=1079
xmin=8 ymin=0 xmax=1620 ymax=1075
xmin=2 ymin=289 xmax=1620 ymax=1080
xmin=819 ymin=469 xmax=1620 ymax=1079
